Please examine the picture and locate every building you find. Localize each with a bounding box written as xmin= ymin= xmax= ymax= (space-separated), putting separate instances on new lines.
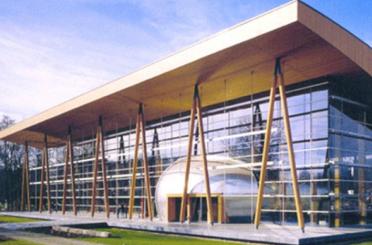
xmin=0 ymin=0 xmax=371 ymax=230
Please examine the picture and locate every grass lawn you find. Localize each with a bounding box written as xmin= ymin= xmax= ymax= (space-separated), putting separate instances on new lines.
xmin=0 ymin=238 xmax=39 ymax=245
xmin=0 ymin=215 xmax=43 ymax=223
xmin=79 ymin=228 xmax=250 ymax=245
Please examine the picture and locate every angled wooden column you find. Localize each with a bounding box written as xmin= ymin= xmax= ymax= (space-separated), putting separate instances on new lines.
xmin=90 ymin=123 xmax=101 ymax=217
xmin=254 ymin=65 xmax=278 ymax=227
xmin=39 ymin=147 xmax=46 ymax=212
xmin=90 ymin=117 xmax=110 ymax=218
xmin=44 ymin=134 xmax=52 ymax=214
xmin=62 ymin=127 xmax=77 ymax=215
xmin=195 ymin=86 xmax=214 ymax=224
xmin=69 ymin=128 xmax=77 ymax=216
xmin=128 ymin=113 xmax=141 ymax=219
xmin=21 ymin=148 xmax=26 ymax=211
xmin=128 ymin=104 xmax=154 ymax=220
xmin=180 ymin=84 xmax=214 ymax=225
xmin=21 ymin=153 xmax=25 ymax=211
xmin=25 ymin=142 xmax=30 ymax=211
xmin=21 ymin=141 xmax=30 ymax=211
xmin=62 ymin=136 xmax=69 ymax=214
xmin=255 ymin=58 xmax=305 ymax=232
xmin=139 ymin=105 xmax=154 ymax=220
xmin=179 ymin=94 xmax=196 ymax=223
xmin=277 ymin=60 xmax=305 ymax=231
xmin=99 ymin=117 xmax=110 ymax=218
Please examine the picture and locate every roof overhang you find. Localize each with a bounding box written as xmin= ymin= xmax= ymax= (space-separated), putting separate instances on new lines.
xmin=1 ymin=0 xmax=371 ymax=148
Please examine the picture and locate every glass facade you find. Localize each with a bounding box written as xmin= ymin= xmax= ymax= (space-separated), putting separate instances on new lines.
xmin=28 ymin=78 xmax=371 ymax=226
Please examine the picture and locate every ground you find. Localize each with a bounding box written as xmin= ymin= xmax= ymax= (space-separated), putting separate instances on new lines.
xmin=79 ymin=228 xmax=249 ymax=245
xmin=0 ymin=215 xmax=371 ymax=245
xmin=0 ymin=215 xmax=42 ymax=223
xmin=0 ymin=215 xmax=44 ymax=244
xmin=0 ymin=239 xmax=39 ymax=245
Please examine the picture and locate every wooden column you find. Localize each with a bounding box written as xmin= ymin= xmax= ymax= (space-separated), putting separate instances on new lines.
xmin=180 ymin=84 xmax=214 ymax=225
xmin=254 ymin=58 xmax=305 ymax=232
xmin=39 ymin=147 xmax=46 ymax=212
xmin=277 ymin=63 xmax=305 ymax=231
xmin=21 ymin=149 xmax=25 ymax=211
xmin=254 ymin=64 xmax=278 ymax=227
xmin=90 ymin=124 xmax=101 ymax=217
xmin=90 ymin=117 xmax=110 ymax=218
xmin=25 ymin=143 xmax=30 ymax=211
xmin=69 ymin=129 xmax=77 ymax=216
xmin=62 ymin=127 xmax=77 ymax=215
xmin=62 ymin=137 xmax=69 ymax=214
xmin=128 ymin=113 xmax=141 ymax=219
xmin=179 ymin=94 xmax=196 ymax=223
xmin=195 ymin=87 xmax=213 ymax=224
xmin=99 ymin=117 xmax=110 ymax=218
xmin=21 ymin=141 xmax=30 ymax=211
xmin=139 ymin=105 xmax=154 ymax=220
xmin=128 ymin=104 xmax=154 ymax=220
xmin=44 ymin=134 xmax=52 ymax=214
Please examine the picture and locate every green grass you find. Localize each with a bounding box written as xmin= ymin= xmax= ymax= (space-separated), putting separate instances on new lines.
xmin=351 ymin=242 xmax=372 ymax=245
xmin=0 ymin=238 xmax=39 ymax=245
xmin=0 ymin=215 xmax=43 ymax=223
xmin=79 ymin=228 xmax=248 ymax=245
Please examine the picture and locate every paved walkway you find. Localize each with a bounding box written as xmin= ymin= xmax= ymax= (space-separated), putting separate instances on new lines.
xmin=1 ymin=211 xmax=372 ymax=245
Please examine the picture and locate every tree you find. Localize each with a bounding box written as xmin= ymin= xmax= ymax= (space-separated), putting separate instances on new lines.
xmin=0 ymin=115 xmax=23 ymax=210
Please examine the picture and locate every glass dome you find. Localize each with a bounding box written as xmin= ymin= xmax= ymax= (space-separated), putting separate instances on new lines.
xmin=155 ymin=155 xmax=259 ymax=222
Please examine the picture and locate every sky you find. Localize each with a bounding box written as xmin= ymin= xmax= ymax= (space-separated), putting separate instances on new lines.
xmin=0 ymin=0 xmax=371 ymax=122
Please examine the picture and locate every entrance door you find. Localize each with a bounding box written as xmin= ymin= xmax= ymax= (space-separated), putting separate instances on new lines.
xmin=167 ymin=194 xmax=221 ymax=223
xmin=167 ymin=197 xmax=181 ymax=222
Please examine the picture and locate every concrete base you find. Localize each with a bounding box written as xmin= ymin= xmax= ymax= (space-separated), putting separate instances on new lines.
xmin=1 ymin=212 xmax=371 ymax=245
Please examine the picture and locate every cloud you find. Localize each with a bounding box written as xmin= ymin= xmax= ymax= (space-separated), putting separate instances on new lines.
xmin=0 ymin=3 xmax=169 ymax=120
xmin=0 ymin=0 xmax=285 ymax=121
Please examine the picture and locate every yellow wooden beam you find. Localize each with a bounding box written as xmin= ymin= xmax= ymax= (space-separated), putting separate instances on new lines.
xmin=25 ymin=142 xmax=30 ymax=211
xmin=179 ymin=95 xmax=196 ymax=223
xmin=38 ymin=146 xmax=45 ymax=213
xmin=255 ymin=58 xmax=304 ymax=232
xmin=62 ymin=137 xmax=69 ymax=215
xmin=90 ymin=125 xmax=101 ymax=217
xmin=44 ymin=134 xmax=52 ymax=214
xmin=128 ymin=110 xmax=141 ymax=219
xmin=139 ymin=105 xmax=154 ymax=220
xmin=21 ymin=143 xmax=26 ymax=211
xmin=195 ymin=86 xmax=214 ymax=225
xmin=99 ymin=117 xmax=110 ymax=219
xmin=277 ymin=61 xmax=305 ymax=232
xmin=68 ymin=127 xmax=77 ymax=216
xmin=254 ymin=66 xmax=277 ymax=228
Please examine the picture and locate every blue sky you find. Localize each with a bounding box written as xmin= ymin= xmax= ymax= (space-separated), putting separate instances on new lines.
xmin=0 ymin=0 xmax=371 ymax=121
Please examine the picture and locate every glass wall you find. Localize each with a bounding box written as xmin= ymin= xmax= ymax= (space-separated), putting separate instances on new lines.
xmin=328 ymin=79 xmax=372 ymax=226
xmin=27 ymin=78 xmax=371 ymax=226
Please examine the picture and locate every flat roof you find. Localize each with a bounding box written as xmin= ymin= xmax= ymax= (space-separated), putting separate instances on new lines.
xmin=1 ymin=0 xmax=371 ymax=148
